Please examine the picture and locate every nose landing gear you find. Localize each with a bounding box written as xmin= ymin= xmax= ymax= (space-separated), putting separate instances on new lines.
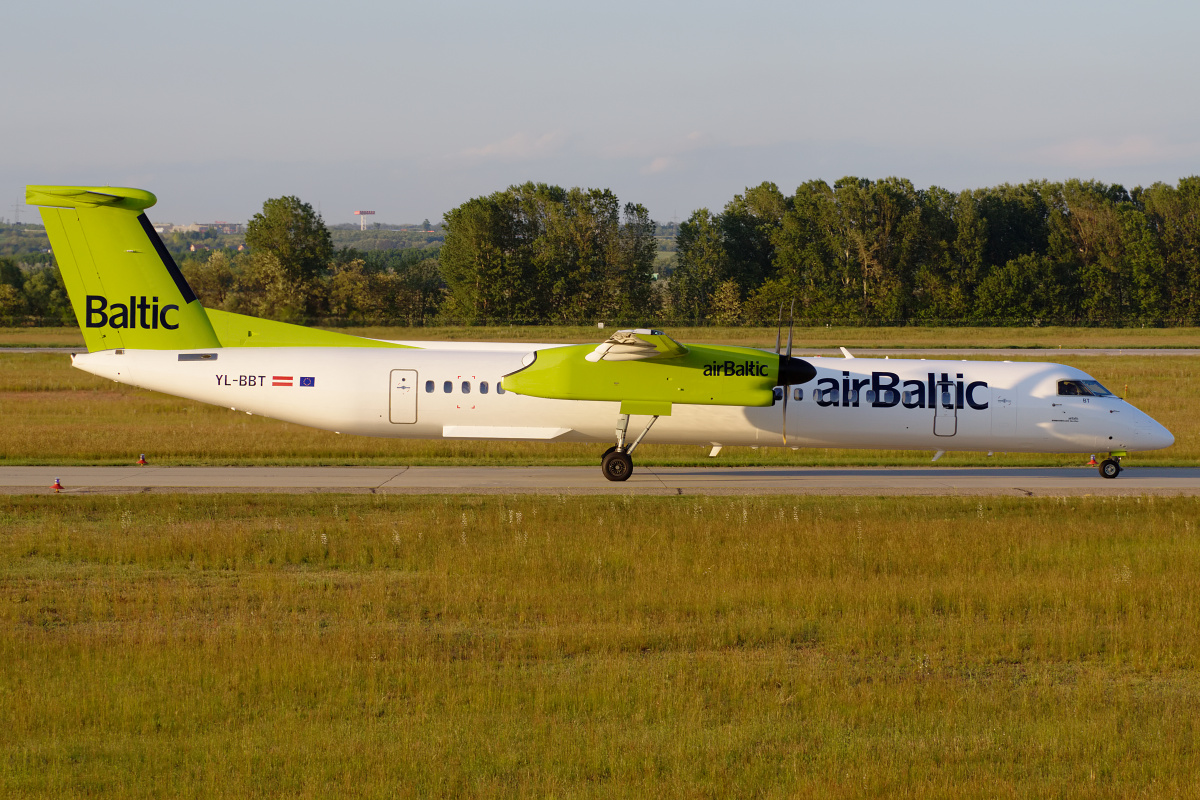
xmin=600 ymin=413 xmax=659 ymax=481
xmin=1099 ymin=457 xmax=1122 ymax=479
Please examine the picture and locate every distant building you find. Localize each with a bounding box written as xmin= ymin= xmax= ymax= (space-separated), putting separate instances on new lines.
xmin=172 ymin=222 xmax=245 ymax=234
xmin=209 ymin=221 xmax=245 ymax=235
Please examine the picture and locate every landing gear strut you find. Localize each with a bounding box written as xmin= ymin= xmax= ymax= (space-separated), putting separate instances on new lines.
xmin=601 ymin=413 xmax=659 ymax=481
xmin=1099 ymin=457 xmax=1122 ymax=479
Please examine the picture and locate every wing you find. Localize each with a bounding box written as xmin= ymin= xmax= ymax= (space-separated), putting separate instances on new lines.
xmin=584 ymin=329 xmax=688 ymax=362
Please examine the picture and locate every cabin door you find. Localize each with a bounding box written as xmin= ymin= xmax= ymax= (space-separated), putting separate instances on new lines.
xmin=933 ymin=379 xmax=957 ymax=437
xmin=389 ymin=369 xmax=418 ymax=424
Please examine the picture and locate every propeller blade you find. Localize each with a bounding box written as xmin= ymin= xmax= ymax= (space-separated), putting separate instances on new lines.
xmin=782 ymin=300 xmax=795 ymax=445
xmin=785 ymin=300 xmax=794 ymax=359
xmin=774 ymin=303 xmax=783 ymax=355
xmin=782 ymin=386 xmax=788 ymax=446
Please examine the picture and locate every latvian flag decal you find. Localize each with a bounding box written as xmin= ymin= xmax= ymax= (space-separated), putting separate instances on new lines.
xmin=273 ymin=376 xmax=293 ymax=387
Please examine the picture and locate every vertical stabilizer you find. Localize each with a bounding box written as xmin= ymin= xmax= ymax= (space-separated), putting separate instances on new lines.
xmin=26 ymin=185 xmax=220 ymax=352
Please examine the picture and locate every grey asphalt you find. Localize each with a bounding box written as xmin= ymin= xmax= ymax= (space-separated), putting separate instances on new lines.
xmin=5 ymin=465 xmax=1200 ymax=496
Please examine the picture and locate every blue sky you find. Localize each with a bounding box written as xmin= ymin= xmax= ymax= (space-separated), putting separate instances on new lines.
xmin=3 ymin=0 xmax=1197 ymax=225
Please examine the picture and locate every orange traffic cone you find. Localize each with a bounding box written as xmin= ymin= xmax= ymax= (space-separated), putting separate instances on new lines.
xmin=1086 ymin=454 xmax=1098 ymax=466
xmin=137 ymin=453 xmax=147 ymax=466
xmin=52 ymin=478 xmax=62 ymax=493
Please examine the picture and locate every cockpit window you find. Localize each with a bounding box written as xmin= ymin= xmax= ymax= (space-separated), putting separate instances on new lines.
xmin=1081 ymin=380 xmax=1114 ymax=397
xmin=1058 ymin=379 xmax=1115 ymax=397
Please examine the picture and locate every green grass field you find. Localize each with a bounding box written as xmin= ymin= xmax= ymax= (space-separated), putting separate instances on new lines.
xmin=2 ymin=493 xmax=1199 ymax=797
xmin=1 ymin=351 xmax=1195 ymax=467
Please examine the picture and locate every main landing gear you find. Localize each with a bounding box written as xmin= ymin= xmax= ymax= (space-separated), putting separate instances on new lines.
xmin=1099 ymin=457 xmax=1122 ymax=479
xmin=601 ymin=413 xmax=660 ymax=481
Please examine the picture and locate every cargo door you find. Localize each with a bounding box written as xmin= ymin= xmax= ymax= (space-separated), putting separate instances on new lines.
xmin=991 ymin=386 xmax=1016 ymax=437
xmin=389 ymin=369 xmax=418 ymax=424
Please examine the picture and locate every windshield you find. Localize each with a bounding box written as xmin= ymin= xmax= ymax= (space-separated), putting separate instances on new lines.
xmin=1058 ymin=379 xmax=1115 ymax=397
xmin=1080 ymin=379 xmax=1114 ymax=397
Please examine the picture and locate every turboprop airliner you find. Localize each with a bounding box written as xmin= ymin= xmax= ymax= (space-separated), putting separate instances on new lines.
xmin=27 ymin=184 xmax=1174 ymax=481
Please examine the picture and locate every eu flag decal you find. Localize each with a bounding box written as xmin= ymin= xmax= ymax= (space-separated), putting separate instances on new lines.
xmin=299 ymin=376 xmax=316 ymax=387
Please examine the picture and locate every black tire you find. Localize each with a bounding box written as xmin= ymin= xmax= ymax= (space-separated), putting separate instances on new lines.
xmin=1099 ymin=458 xmax=1121 ymax=479
xmin=601 ymin=445 xmax=618 ymax=461
xmin=602 ymin=450 xmax=633 ymax=482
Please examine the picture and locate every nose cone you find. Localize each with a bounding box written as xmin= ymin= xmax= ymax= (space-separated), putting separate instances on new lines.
xmin=778 ymin=355 xmax=816 ymax=386
xmin=1126 ymin=403 xmax=1175 ymax=451
xmin=1141 ymin=420 xmax=1175 ymax=451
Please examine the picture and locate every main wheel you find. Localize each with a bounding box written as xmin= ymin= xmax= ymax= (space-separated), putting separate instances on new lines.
xmin=602 ymin=450 xmax=633 ymax=482
xmin=1099 ymin=458 xmax=1121 ymax=479
xmin=601 ymin=445 xmax=618 ymax=460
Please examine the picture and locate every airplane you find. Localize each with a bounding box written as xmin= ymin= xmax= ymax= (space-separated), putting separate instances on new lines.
xmin=26 ymin=184 xmax=1174 ymax=481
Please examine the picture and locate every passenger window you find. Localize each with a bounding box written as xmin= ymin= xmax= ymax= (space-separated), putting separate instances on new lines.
xmin=825 ymin=388 xmax=839 ymax=404
xmin=903 ymin=391 xmax=914 ymax=405
xmin=461 ymin=381 xmax=471 ymax=394
xmin=941 ymin=391 xmax=954 ymax=408
xmin=773 ymin=387 xmax=784 ymax=401
xmin=443 ymin=381 xmax=452 ymax=393
xmin=864 ymin=390 xmax=875 ymax=404
xmin=425 ymin=380 xmax=434 ymax=393
xmin=480 ymin=381 xmax=489 ymax=394
xmin=496 ymin=382 xmax=506 ymax=395
xmin=847 ymin=390 xmax=858 ymax=403
xmin=793 ymin=387 xmax=803 ymax=401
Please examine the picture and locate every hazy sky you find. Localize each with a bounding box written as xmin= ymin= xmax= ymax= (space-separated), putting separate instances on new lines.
xmin=3 ymin=0 xmax=1197 ymax=225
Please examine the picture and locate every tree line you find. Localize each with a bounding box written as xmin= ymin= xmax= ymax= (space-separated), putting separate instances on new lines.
xmin=670 ymin=177 xmax=1200 ymax=325
xmin=2 ymin=177 xmax=1198 ymax=327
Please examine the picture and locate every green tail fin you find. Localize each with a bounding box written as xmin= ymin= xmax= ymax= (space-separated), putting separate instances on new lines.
xmin=26 ymin=185 xmax=221 ymax=352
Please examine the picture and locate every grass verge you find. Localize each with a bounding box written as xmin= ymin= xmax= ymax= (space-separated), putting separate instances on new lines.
xmin=2 ymin=493 xmax=1198 ymax=797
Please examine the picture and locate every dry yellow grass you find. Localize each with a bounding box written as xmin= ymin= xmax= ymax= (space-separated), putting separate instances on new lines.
xmin=2 ymin=493 xmax=1199 ymax=797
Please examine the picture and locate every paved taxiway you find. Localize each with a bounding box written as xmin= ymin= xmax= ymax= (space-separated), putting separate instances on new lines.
xmin=5 ymin=465 xmax=1200 ymax=496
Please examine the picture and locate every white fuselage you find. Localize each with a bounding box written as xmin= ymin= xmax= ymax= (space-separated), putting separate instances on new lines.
xmin=72 ymin=343 xmax=1175 ymax=455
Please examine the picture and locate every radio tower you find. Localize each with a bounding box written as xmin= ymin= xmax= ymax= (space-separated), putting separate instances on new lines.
xmin=353 ymin=209 xmax=375 ymax=231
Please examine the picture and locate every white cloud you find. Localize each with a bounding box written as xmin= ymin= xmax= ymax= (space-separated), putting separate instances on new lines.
xmin=641 ymin=157 xmax=674 ymax=175
xmin=1030 ymin=135 xmax=1200 ymax=169
xmin=460 ymin=130 xmax=567 ymax=160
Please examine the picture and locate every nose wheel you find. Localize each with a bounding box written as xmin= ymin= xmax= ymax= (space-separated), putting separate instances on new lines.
xmin=1099 ymin=457 xmax=1122 ymax=479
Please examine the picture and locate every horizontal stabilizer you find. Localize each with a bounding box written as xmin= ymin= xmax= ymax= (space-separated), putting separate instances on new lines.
xmin=26 ymin=185 xmax=157 ymax=211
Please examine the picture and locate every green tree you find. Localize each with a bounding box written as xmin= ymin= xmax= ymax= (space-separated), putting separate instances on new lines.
xmin=244 ymin=196 xmax=333 ymax=317
xmin=439 ymin=193 xmax=534 ymax=322
xmin=1142 ymin=177 xmax=1200 ymax=323
xmin=709 ymin=279 xmax=743 ymax=325
xmin=440 ymin=183 xmax=657 ymax=324
xmin=669 ymin=209 xmax=727 ymax=321
xmin=22 ymin=266 xmax=72 ymax=323
xmin=720 ymin=182 xmax=789 ymax=293
xmin=182 ymin=251 xmax=237 ymax=310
